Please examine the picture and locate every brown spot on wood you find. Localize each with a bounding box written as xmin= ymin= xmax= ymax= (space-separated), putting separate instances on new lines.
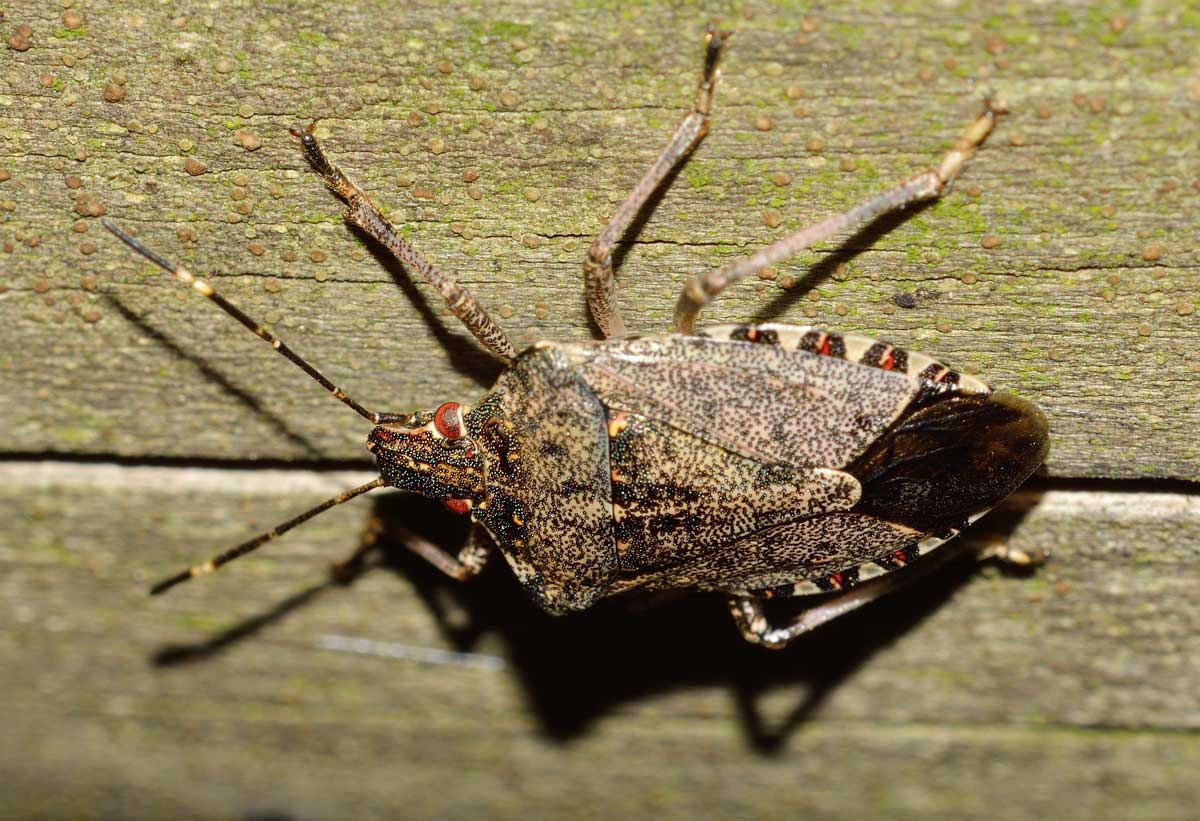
xmin=499 ymin=90 xmax=518 ymax=107
xmin=79 ymin=242 xmax=97 ymax=255
xmin=770 ymin=171 xmax=791 ymax=187
xmin=8 ymin=24 xmax=32 ymax=52
xmin=981 ymin=234 xmax=1001 ymax=249
xmin=755 ymin=114 xmax=773 ymax=131
xmin=183 ymin=157 xmax=207 ymax=176
xmin=263 ymin=277 xmax=281 ymax=293
xmin=762 ymin=211 xmax=781 ymax=228
xmin=80 ymin=274 xmax=97 ymax=292
xmin=103 ymin=84 xmax=126 ymax=103
xmin=1141 ymin=245 xmax=1163 ymax=261
xmin=806 ymin=137 xmax=825 ymax=152
xmin=233 ymin=131 xmax=261 ymax=151
xmin=462 ymin=169 xmax=478 ymax=183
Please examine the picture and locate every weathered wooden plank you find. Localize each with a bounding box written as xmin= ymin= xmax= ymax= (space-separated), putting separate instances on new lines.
xmin=1 ymin=1 xmax=1197 ymax=478
xmin=2 ymin=462 xmax=1198 ymax=817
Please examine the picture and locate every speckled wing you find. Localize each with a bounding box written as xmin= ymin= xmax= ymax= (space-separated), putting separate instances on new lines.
xmin=624 ymin=512 xmax=924 ymax=595
xmin=568 ymin=335 xmax=918 ymax=470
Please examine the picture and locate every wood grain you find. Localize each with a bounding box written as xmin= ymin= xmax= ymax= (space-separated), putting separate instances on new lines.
xmin=2 ymin=1 xmax=1197 ymax=478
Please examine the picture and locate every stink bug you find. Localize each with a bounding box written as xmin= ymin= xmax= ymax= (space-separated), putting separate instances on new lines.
xmin=104 ymin=29 xmax=1048 ymax=648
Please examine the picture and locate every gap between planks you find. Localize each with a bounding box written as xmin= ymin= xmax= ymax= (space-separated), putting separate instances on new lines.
xmin=2 ymin=460 xmax=1198 ymax=521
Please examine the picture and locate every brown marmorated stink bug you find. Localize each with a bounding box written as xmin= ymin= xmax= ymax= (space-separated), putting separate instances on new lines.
xmin=104 ymin=29 xmax=1048 ymax=648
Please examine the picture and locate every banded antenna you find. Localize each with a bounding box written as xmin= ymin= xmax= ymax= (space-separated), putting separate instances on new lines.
xmin=103 ymin=220 xmax=400 ymax=594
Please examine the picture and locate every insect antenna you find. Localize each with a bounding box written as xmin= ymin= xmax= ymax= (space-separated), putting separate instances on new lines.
xmin=150 ymin=477 xmax=385 ymax=595
xmin=102 ymin=219 xmax=409 ymax=426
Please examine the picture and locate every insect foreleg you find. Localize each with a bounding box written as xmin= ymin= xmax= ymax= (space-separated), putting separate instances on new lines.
xmin=583 ymin=26 xmax=728 ymax=338
xmin=674 ymin=100 xmax=1008 ymax=334
xmin=292 ymin=125 xmax=517 ymax=363
xmin=363 ymin=518 xmax=494 ymax=581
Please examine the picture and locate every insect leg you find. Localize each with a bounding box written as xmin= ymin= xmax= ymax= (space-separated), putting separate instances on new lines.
xmin=674 ymin=100 xmax=1007 ymax=333
xmin=583 ymin=26 xmax=727 ymax=338
xmin=727 ymin=541 xmax=965 ymax=648
xmin=292 ymin=125 xmax=517 ymax=363
xmin=978 ymin=542 xmax=1046 ymax=568
xmin=103 ymin=220 xmax=410 ymax=426
xmin=362 ymin=517 xmax=494 ymax=581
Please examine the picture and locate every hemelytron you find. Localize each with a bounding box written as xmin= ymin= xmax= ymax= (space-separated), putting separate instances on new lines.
xmin=105 ymin=28 xmax=1048 ymax=648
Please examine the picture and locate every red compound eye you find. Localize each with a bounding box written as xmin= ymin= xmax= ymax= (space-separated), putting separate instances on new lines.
xmin=433 ymin=401 xmax=462 ymax=439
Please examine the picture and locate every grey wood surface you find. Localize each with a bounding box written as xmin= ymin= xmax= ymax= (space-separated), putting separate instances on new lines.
xmin=4 ymin=463 xmax=1199 ymax=817
xmin=2 ymin=0 xmax=1198 ymax=818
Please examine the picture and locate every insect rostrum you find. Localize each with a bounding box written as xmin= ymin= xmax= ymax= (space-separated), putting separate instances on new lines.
xmin=106 ymin=28 xmax=1048 ymax=649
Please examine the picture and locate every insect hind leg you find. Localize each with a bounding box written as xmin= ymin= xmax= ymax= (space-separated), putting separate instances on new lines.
xmin=728 ymin=542 xmax=966 ymax=648
xmin=675 ymin=100 xmax=1007 ymax=334
xmin=583 ymin=27 xmax=728 ymax=338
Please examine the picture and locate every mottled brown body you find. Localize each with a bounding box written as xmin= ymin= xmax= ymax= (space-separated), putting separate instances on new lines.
xmin=453 ymin=325 xmax=1047 ymax=614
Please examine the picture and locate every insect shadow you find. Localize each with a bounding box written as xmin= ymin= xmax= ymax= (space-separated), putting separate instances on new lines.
xmin=151 ymin=485 xmax=1040 ymax=751
xmin=104 ymin=294 xmax=326 ymax=459
xmin=751 ymin=203 xmax=935 ymax=326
